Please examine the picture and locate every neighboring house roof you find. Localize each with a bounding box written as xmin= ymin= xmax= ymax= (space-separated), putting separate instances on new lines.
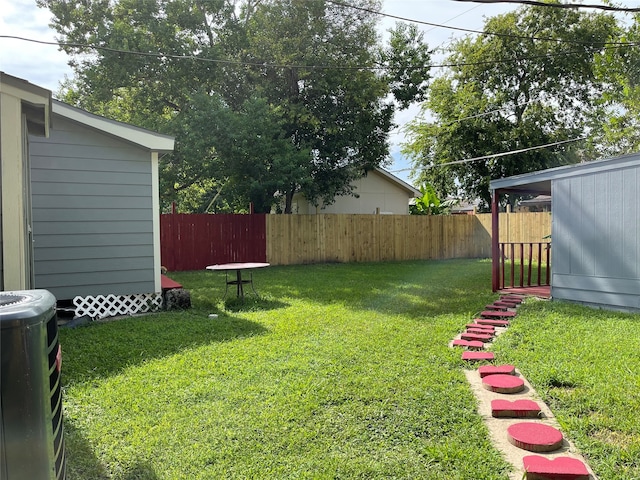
xmin=53 ymin=100 xmax=175 ymax=153
xmin=450 ymin=199 xmax=479 ymax=214
xmin=490 ymin=153 xmax=640 ymax=194
xmin=518 ymin=194 xmax=551 ymax=207
xmin=375 ymin=168 xmax=421 ymax=197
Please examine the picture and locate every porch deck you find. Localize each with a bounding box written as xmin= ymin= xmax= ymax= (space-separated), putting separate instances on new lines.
xmin=499 ymin=285 xmax=550 ymax=299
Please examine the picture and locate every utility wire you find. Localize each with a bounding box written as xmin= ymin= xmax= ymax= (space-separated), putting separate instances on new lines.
xmin=412 ymin=98 xmax=540 ymax=126
xmin=0 ymin=35 xmax=633 ymax=72
xmin=326 ymin=0 xmax=638 ymax=47
xmin=390 ymin=137 xmax=585 ymax=173
xmin=452 ymin=0 xmax=640 ymax=13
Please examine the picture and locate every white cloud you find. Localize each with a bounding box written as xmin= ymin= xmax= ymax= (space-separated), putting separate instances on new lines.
xmin=0 ymin=0 xmax=73 ymax=91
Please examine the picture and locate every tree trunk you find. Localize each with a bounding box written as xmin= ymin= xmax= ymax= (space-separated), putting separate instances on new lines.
xmin=284 ymin=188 xmax=295 ymax=214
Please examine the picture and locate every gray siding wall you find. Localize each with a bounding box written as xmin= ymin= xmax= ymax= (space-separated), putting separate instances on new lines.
xmin=552 ymin=163 xmax=640 ymax=310
xmin=29 ymin=116 xmax=155 ymax=300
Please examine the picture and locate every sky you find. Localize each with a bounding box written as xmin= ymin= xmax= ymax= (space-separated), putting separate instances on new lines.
xmin=0 ymin=0 xmax=524 ymax=184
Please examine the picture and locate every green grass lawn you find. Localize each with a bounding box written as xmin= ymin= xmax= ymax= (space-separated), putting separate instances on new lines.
xmin=59 ymin=259 xmax=640 ymax=479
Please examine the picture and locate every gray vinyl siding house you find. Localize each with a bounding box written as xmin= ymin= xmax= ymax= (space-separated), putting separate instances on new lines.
xmin=491 ymin=153 xmax=640 ymax=311
xmin=29 ymin=100 xmax=174 ymax=301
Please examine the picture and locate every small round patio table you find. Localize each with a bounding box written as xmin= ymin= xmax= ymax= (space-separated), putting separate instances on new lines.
xmin=206 ymin=263 xmax=270 ymax=299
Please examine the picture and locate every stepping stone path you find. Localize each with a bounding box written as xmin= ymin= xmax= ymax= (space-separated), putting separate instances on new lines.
xmin=452 ymin=295 xmax=596 ymax=479
xmin=461 ymin=351 xmax=495 ymax=361
xmin=478 ymin=364 xmax=516 ymax=377
xmin=523 ymin=456 xmax=590 ymax=480
xmin=452 ymin=339 xmax=484 ymax=350
xmin=491 ymin=399 xmax=541 ymax=418
xmin=461 ymin=332 xmax=494 ymax=342
xmin=466 ymin=323 xmax=495 ymax=331
xmin=476 ymin=318 xmax=510 ymax=327
xmin=480 ymin=310 xmax=517 ymax=319
xmin=482 ymin=374 xmax=525 ymax=394
xmin=507 ymin=423 xmax=565 ymax=452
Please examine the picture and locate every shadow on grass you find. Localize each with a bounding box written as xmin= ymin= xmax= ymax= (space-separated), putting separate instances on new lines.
xmin=167 ymin=259 xmax=499 ymax=322
xmin=224 ymin=259 xmax=496 ymax=318
xmin=65 ymin=420 xmax=159 ymax=480
xmin=64 ymin=421 xmax=110 ymax=480
xmin=223 ymin=296 xmax=288 ymax=312
xmin=59 ymin=312 xmax=267 ymax=385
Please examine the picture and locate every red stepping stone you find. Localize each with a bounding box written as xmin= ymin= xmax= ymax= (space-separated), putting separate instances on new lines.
xmin=522 ymin=455 xmax=589 ymax=480
xmin=481 ymin=310 xmax=517 ymax=318
xmin=466 ymin=328 xmax=494 ymax=336
xmin=462 ymin=351 xmax=495 ymax=362
xmin=482 ymin=374 xmax=525 ymax=393
xmin=507 ymin=423 xmax=564 ymax=452
xmin=476 ymin=318 xmax=510 ymax=327
xmin=501 ymin=296 xmax=523 ymax=304
xmin=491 ymin=399 xmax=541 ymax=418
xmin=461 ymin=332 xmax=493 ymax=342
xmin=452 ymin=339 xmax=484 ymax=349
xmin=466 ymin=323 xmax=495 ymax=331
xmin=494 ymin=301 xmax=518 ymax=308
xmin=478 ymin=364 xmax=515 ymax=377
xmin=485 ymin=304 xmax=509 ymax=311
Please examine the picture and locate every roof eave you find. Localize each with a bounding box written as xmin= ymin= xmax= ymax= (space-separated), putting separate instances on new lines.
xmin=53 ymin=100 xmax=175 ymax=153
xmin=490 ymin=153 xmax=640 ymax=194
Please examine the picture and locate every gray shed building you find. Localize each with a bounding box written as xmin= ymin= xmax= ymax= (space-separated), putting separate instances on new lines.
xmin=490 ymin=154 xmax=640 ymax=311
xmin=29 ymin=100 xmax=174 ymax=315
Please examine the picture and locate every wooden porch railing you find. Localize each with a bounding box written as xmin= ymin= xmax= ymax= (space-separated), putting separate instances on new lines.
xmin=499 ymin=242 xmax=551 ymax=289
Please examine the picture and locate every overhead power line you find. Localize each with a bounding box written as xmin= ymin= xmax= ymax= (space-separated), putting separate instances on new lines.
xmin=452 ymin=0 xmax=640 ymax=13
xmin=326 ymin=0 xmax=638 ymax=47
xmin=0 ymin=35 xmax=633 ymax=73
xmin=391 ymin=136 xmax=585 ymax=173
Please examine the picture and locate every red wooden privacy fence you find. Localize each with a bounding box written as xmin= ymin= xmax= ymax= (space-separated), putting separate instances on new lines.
xmin=160 ymin=213 xmax=267 ymax=271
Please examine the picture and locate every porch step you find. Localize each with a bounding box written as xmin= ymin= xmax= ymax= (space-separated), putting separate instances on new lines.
xmin=491 ymin=399 xmax=541 ymax=418
xmin=481 ymin=310 xmax=517 ymax=319
xmin=507 ymin=423 xmax=564 ymax=452
xmin=522 ymin=455 xmax=590 ymax=480
xmin=482 ymin=374 xmax=525 ymax=394
xmin=161 ymin=274 xmax=183 ymax=290
xmin=452 ymin=339 xmax=484 ymax=350
xmin=462 ymin=351 xmax=495 ymax=362
xmin=476 ymin=318 xmax=510 ymax=327
xmin=461 ymin=332 xmax=493 ymax=342
xmin=478 ymin=364 xmax=515 ymax=377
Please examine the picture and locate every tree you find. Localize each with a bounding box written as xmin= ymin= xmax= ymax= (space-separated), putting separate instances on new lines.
xmin=409 ymin=184 xmax=458 ymax=215
xmin=41 ymin=0 xmax=431 ymax=213
xmin=592 ymin=15 xmax=640 ymax=156
xmin=402 ymin=4 xmax=618 ymax=210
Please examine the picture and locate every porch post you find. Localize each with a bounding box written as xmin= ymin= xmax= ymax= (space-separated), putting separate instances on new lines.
xmin=491 ymin=189 xmax=500 ymax=292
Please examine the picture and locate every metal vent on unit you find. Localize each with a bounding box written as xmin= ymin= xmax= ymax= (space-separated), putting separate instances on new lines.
xmin=0 ymin=294 xmax=30 ymax=308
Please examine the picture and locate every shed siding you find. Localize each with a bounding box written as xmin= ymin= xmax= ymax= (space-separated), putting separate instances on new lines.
xmin=29 ymin=116 xmax=155 ymax=300
xmin=552 ymin=164 xmax=640 ymax=310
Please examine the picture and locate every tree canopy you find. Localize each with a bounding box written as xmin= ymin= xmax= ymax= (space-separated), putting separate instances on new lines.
xmin=401 ymin=5 xmax=619 ymax=209
xmin=41 ymin=0 xmax=431 ymax=213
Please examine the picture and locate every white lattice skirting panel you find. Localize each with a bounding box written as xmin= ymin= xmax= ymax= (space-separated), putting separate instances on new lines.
xmin=73 ymin=293 xmax=163 ymax=319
